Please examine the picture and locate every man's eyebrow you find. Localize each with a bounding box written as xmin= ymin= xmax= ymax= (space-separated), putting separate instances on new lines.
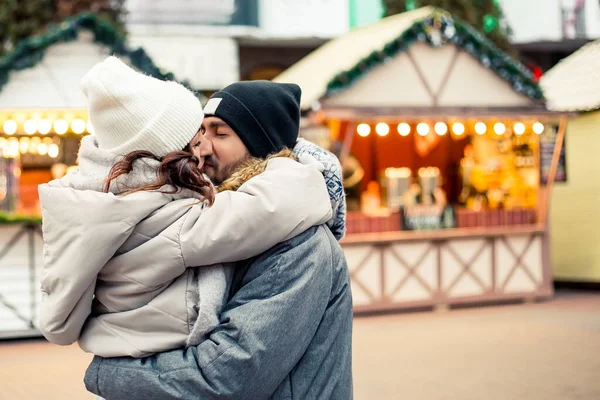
xmin=208 ymin=121 xmax=229 ymax=129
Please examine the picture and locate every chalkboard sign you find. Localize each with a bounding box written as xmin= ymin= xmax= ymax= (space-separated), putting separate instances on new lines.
xmin=540 ymin=124 xmax=567 ymax=184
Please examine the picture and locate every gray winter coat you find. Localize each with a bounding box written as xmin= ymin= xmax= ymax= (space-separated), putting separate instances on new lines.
xmin=38 ymin=136 xmax=332 ymax=358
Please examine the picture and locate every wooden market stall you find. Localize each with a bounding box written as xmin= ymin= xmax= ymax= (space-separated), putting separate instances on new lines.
xmin=540 ymin=40 xmax=600 ymax=284
xmin=0 ymin=14 xmax=201 ymax=339
xmin=275 ymin=7 xmax=569 ymax=313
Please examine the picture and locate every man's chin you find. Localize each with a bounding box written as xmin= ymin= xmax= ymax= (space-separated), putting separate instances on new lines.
xmin=203 ymin=167 xmax=219 ymax=184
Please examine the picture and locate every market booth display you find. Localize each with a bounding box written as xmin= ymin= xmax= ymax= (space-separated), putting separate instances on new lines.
xmin=275 ymin=7 xmax=568 ymax=313
xmin=540 ymin=40 xmax=600 ymax=284
xmin=0 ymin=15 xmax=199 ymax=338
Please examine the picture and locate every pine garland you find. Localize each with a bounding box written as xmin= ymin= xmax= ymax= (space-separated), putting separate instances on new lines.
xmin=325 ymin=9 xmax=543 ymax=102
xmin=0 ymin=13 xmax=203 ymax=99
xmin=0 ymin=212 xmax=42 ymax=224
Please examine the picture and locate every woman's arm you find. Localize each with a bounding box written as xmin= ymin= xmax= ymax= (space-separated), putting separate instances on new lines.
xmin=179 ymin=157 xmax=332 ymax=266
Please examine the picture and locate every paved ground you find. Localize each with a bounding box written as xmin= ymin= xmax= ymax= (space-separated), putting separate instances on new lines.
xmin=1 ymin=290 xmax=599 ymax=399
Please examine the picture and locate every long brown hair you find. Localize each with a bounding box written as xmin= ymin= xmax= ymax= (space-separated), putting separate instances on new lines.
xmin=103 ymin=148 xmax=215 ymax=205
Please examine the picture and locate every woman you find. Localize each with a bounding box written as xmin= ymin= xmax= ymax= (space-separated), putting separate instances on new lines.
xmin=38 ymin=56 xmax=332 ymax=358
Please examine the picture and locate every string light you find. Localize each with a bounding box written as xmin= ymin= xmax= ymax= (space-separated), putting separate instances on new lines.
xmin=24 ymin=120 xmax=37 ymax=135
xmin=397 ymin=123 xmax=411 ymax=136
xmin=3 ymin=120 xmax=17 ymax=135
xmin=54 ymin=120 xmax=68 ymax=135
xmin=38 ymin=119 xmax=52 ymax=135
xmin=513 ymin=122 xmax=525 ymax=136
xmin=475 ymin=122 xmax=487 ymax=135
xmin=494 ymin=122 xmax=506 ymax=135
xmin=533 ymin=122 xmax=545 ymax=135
xmin=452 ymin=122 xmax=465 ymax=136
xmin=416 ymin=123 xmax=430 ymax=136
xmin=38 ymin=143 xmax=48 ymax=156
xmin=375 ymin=122 xmax=389 ymax=136
xmin=71 ymin=118 xmax=86 ymax=134
xmin=434 ymin=122 xmax=447 ymax=136
xmin=48 ymin=144 xmax=60 ymax=159
xmin=357 ymin=123 xmax=371 ymax=137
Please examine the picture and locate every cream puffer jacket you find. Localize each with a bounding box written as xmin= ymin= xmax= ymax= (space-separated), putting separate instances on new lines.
xmin=38 ymin=136 xmax=332 ymax=358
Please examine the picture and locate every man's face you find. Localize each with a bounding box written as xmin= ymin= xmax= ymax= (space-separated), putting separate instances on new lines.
xmin=195 ymin=116 xmax=250 ymax=184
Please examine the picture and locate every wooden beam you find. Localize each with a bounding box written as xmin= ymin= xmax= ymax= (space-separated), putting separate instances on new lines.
xmin=540 ymin=116 xmax=567 ymax=228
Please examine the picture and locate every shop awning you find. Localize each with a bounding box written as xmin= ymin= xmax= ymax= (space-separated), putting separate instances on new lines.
xmin=274 ymin=6 xmax=543 ymax=112
xmin=540 ymin=40 xmax=600 ymax=112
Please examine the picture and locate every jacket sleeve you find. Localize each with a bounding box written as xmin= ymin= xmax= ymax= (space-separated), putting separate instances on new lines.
xmin=179 ymin=157 xmax=332 ymax=266
xmin=85 ymin=227 xmax=333 ymax=400
xmin=293 ymin=138 xmax=347 ymax=240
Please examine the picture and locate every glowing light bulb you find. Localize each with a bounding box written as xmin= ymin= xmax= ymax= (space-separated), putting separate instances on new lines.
xmin=71 ymin=118 xmax=86 ymax=134
xmin=37 ymin=143 xmax=48 ymax=156
xmin=513 ymin=122 xmax=525 ymax=136
xmin=475 ymin=122 xmax=487 ymax=135
xmin=3 ymin=120 xmax=17 ymax=135
xmin=494 ymin=122 xmax=506 ymax=135
xmin=416 ymin=123 xmax=430 ymax=136
xmin=38 ymin=119 xmax=52 ymax=135
xmin=397 ymin=123 xmax=411 ymax=136
xmin=533 ymin=122 xmax=544 ymax=135
xmin=375 ymin=122 xmax=389 ymax=136
xmin=48 ymin=143 xmax=60 ymax=159
xmin=54 ymin=120 xmax=68 ymax=135
xmin=452 ymin=122 xmax=465 ymax=136
xmin=24 ymin=120 xmax=37 ymax=135
xmin=357 ymin=123 xmax=371 ymax=137
xmin=434 ymin=122 xmax=448 ymax=136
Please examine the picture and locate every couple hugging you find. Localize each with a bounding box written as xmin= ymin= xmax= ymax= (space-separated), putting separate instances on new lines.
xmin=38 ymin=56 xmax=353 ymax=399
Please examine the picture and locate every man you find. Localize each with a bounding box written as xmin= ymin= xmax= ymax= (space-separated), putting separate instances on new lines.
xmin=84 ymin=81 xmax=353 ymax=400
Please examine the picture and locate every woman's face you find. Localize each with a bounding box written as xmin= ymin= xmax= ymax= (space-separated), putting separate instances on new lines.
xmin=189 ymin=129 xmax=205 ymax=170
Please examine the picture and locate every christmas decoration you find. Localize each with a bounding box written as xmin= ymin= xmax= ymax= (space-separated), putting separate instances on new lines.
xmin=0 ymin=13 xmax=202 ymax=98
xmin=326 ymin=9 xmax=543 ymax=102
xmin=0 ymin=0 xmax=126 ymax=56
xmin=383 ymin=0 xmax=515 ymax=55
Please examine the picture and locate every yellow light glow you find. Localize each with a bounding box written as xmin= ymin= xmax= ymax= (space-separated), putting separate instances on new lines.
xmin=71 ymin=118 xmax=86 ymax=134
xmin=452 ymin=122 xmax=465 ymax=136
xmin=513 ymin=122 xmax=525 ymax=135
xmin=24 ymin=120 xmax=37 ymax=135
xmin=397 ymin=123 xmax=411 ymax=136
xmin=37 ymin=143 xmax=48 ymax=156
xmin=48 ymin=144 xmax=60 ymax=159
xmin=475 ymin=122 xmax=487 ymax=135
xmin=416 ymin=123 xmax=430 ymax=136
xmin=375 ymin=122 xmax=389 ymax=136
xmin=3 ymin=120 xmax=17 ymax=135
xmin=357 ymin=123 xmax=371 ymax=137
xmin=87 ymin=120 xmax=94 ymax=135
xmin=19 ymin=138 xmax=30 ymax=154
xmin=533 ymin=122 xmax=545 ymax=135
xmin=434 ymin=122 xmax=448 ymax=136
xmin=494 ymin=122 xmax=506 ymax=135
xmin=38 ymin=119 xmax=52 ymax=135
xmin=54 ymin=120 xmax=69 ymax=135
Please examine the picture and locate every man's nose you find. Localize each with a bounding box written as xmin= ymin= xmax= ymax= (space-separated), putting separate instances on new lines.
xmin=198 ymin=138 xmax=213 ymax=157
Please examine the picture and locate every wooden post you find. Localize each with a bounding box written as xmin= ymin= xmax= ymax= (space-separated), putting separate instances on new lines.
xmin=540 ymin=116 xmax=567 ymax=228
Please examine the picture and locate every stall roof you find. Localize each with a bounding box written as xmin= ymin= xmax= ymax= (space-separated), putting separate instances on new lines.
xmin=540 ymin=40 xmax=600 ymax=112
xmin=0 ymin=14 xmax=207 ymax=110
xmin=274 ymin=7 xmax=543 ymax=111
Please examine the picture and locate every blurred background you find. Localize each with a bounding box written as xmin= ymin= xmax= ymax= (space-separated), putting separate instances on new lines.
xmin=0 ymin=1 xmax=599 ymax=399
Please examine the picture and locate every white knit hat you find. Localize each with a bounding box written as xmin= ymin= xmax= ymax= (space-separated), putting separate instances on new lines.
xmin=81 ymin=56 xmax=203 ymax=157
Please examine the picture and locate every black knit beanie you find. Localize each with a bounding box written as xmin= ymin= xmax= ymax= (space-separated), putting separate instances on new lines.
xmin=203 ymin=80 xmax=302 ymax=158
